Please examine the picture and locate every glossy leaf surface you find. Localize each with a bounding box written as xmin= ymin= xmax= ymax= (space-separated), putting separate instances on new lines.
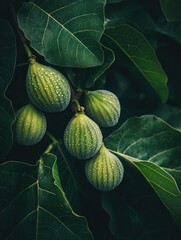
xmin=18 ymin=0 xmax=106 ymax=67
xmin=105 ymin=115 xmax=181 ymax=227
xmin=0 ymin=154 xmax=93 ymax=239
xmin=105 ymin=24 xmax=169 ymax=102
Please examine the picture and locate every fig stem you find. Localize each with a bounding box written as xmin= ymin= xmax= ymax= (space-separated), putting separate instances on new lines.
xmin=76 ymin=88 xmax=83 ymax=97
xmin=46 ymin=131 xmax=58 ymax=144
xmin=72 ymin=99 xmax=81 ymax=112
xmin=42 ymin=132 xmax=58 ymax=155
xmin=43 ymin=143 xmax=55 ymax=155
xmin=23 ymin=43 xmax=33 ymax=59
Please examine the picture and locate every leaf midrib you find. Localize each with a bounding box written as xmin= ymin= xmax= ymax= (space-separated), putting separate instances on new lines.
xmin=104 ymin=25 xmax=167 ymax=82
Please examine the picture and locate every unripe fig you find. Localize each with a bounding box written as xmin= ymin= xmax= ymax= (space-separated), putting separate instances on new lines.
xmin=26 ymin=59 xmax=71 ymax=112
xmin=85 ymin=144 xmax=124 ymax=191
xmin=64 ymin=111 xmax=103 ymax=160
xmin=14 ymin=104 xmax=47 ymax=145
xmin=84 ymin=90 xmax=121 ymax=127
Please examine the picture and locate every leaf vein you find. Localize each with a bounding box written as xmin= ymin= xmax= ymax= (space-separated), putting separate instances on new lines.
xmin=137 ymin=162 xmax=176 ymax=183
xmin=122 ymin=130 xmax=167 ymax=155
xmin=148 ymin=146 xmax=181 ymax=162
xmin=64 ymin=13 xmax=97 ymax=26
xmin=32 ymin=2 xmax=98 ymax=59
xmin=49 ymin=0 xmax=82 ymax=15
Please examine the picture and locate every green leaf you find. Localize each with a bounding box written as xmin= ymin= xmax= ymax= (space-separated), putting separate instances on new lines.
xmin=102 ymin=179 xmax=180 ymax=240
xmin=18 ymin=0 xmax=106 ymax=68
xmin=156 ymin=18 xmax=181 ymax=44
xmin=160 ymin=0 xmax=181 ymax=22
xmin=0 ymin=19 xmax=16 ymax=158
xmin=104 ymin=115 xmax=181 ymax=228
xmin=50 ymin=141 xmax=80 ymax=211
xmin=166 ymin=168 xmax=181 ymax=192
xmin=102 ymin=192 xmax=143 ymax=240
xmin=105 ymin=24 xmax=169 ymax=102
xmin=0 ymin=154 xmax=93 ymax=239
xmin=154 ymin=104 xmax=181 ymax=131
xmin=66 ymin=45 xmax=115 ymax=89
xmin=106 ymin=1 xmax=155 ymax=39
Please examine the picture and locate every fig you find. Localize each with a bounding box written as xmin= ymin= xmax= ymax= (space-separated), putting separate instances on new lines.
xmin=64 ymin=111 xmax=103 ymax=160
xmin=14 ymin=104 xmax=47 ymax=145
xmin=26 ymin=59 xmax=71 ymax=112
xmin=85 ymin=90 xmax=121 ymax=127
xmin=85 ymin=144 xmax=124 ymax=191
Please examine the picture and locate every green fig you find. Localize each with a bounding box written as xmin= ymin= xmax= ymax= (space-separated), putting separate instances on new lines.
xmin=14 ymin=104 xmax=47 ymax=145
xmin=85 ymin=90 xmax=121 ymax=127
xmin=64 ymin=111 xmax=103 ymax=160
xmin=26 ymin=60 xmax=71 ymax=112
xmin=85 ymin=144 xmax=124 ymax=191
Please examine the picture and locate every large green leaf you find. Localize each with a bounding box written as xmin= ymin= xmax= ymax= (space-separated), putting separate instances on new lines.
xmin=160 ymin=0 xmax=181 ymax=22
xmin=105 ymin=24 xmax=168 ymax=102
xmin=104 ymin=115 xmax=181 ymax=227
xmin=18 ymin=0 xmax=106 ymax=68
xmin=66 ymin=45 xmax=115 ymax=89
xmin=102 ymin=181 xmax=181 ymax=240
xmin=0 ymin=154 xmax=93 ymax=239
xmin=0 ymin=19 xmax=16 ymax=158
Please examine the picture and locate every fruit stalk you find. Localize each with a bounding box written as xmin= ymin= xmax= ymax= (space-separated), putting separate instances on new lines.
xmin=71 ymin=99 xmax=84 ymax=112
xmin=23 ymin=43 xmax=34 ymax=60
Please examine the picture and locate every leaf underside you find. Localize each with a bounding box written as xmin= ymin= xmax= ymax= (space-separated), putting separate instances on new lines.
xmin=0 ymin=154 xmax=93 ymax=240
xmin=105 ymin=115 xmax=181 ymax=228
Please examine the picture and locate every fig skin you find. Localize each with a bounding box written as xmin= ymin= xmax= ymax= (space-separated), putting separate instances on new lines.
xmin=26 ymin=60 xmax=71 ymax=112
xmin=85 ymin=144 xmax=124 ymax=191
xmin=14 ymin=104 xmax=47 ymax=146
xmin=85 ymin=90 xmax=121 ymax=127
xmin=64 ymin=112 xmax=103 ymax=160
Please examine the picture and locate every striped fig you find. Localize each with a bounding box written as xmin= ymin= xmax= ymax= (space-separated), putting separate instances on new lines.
xmin=26 ymin=59 xmax=71 ymax=112
xmin=84 ymin=90 xmax=121 ymax=127
xmin=64 ymin=111 xmax=103 ymax=160
xmin=14 ymin=104 xmax=47 ymax=145
xmin=85 ymin=144 xmax=124 ymax=191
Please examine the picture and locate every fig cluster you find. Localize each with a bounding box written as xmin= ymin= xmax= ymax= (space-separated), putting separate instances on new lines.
xmin=63 ymin=89 xmax=124 ymax=191
xmin=14 ymin=57 xmax=71 ymax=146
xmin=14 ymin=53 xmax=124 ymax=191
